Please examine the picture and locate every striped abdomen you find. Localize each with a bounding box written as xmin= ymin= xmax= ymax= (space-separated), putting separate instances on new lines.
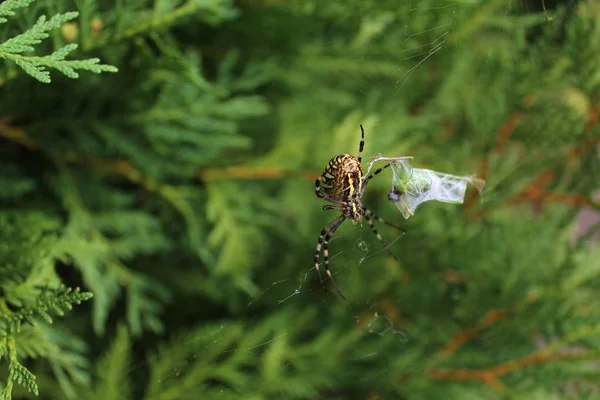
xmin=318 ymin=154 xmax=364 ymax=201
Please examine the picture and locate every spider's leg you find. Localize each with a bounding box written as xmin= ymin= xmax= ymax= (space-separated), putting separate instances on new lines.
xmin=365 ymin=208 xmax=407 ymax=233
xmin=363 ymin=163 xmax=393 ymax=188
xmin=363 ymin=210 xmax=403 ymax=262
xmin=314 ymin=215 xmax=343 ymax=292
xmin=315 ymin=176 xmax=326 ymax=199
xmin=323 ymin=217 xmax=347 ymax=299
xmin=314 ymin=215 xmax=346 ymax=299
xmin=357 ymin=125 xmax=365 ymax=163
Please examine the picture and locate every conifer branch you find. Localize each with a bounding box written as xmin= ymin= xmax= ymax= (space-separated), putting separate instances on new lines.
xmin=447 ymin=1 xmax=507 ymax=44
xmin=0 ymin=286 xmax=92 ymax=398
xmin=0 ymin=124 xmax=208 ymax=267
xmin=0 ymin=285 xmax=92 ymax=336
xmin=0 ymin=336 xmax=38 ymax=398
xmin=0 ymin=0 xmax=35 ymax=24
xmin=92 ymin=324 xmax=131 ymax=399
xmin=8 ymin=360 xmax=38 ymax=396
xmin=0 ymin=6 xmax=117 ymax=83
xmin=87 ymin=0 xmax=239 ymax=51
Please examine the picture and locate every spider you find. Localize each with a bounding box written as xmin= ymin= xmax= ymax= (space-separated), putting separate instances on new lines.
xmin=314 ymin=125 xmax=406 ymax=299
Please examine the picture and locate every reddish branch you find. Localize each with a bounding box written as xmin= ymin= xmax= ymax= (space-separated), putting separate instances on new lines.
xmin=466 ymin=97 xmax=599 ymax=213
xmin=512 ymin=188 xmax=593 ymax=207
xmin=429 ymin=350 xmax=586 ymax=391
xmin=492 ymin=112 xmax=525 ymax=155
xmin=0 ymin=124 xmax=150 ymax=185
xmin=435 ymin=98 xmax=599 ymax=390
xmin=513 ymin=99 xmax=599 ymax=209
xmin=508 ymin=170 xmax=592 ymax=208
xmin=584 ymin=99 xmax=600 ymax=134
xmin=426 ymin=291 xmax=594 ymax=392
xmin=0 ymin=121 xmax=39 ymax=150
xmin=0 ymin=124 xmax=319 ymax=182
xmin=198 ymin=166 xmax=319 ymax=181
xmin=439 ymin=309 xmax=508 ymax=357
xmin=464 ymin=111 xmax=524 ymax=210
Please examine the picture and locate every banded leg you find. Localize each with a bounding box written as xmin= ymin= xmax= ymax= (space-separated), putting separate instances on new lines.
xmin=314 ymin=215 xmax=347 ymax=299
xmin=364 ymin=209 xmax=406 ymax=261
xmin=363 ymin=156 xmax=414 ymax=189
xmin=363 ymin=163 xmax=393 ymax=188
xmin=365 ymin=208 xmax=406 ymax=233
xmin=363 ymin=213 xmax=398 ymax=262
xmin=357 ymin=125 xmax=365 ymax=163
xmin=315 ymin=176 xmax=326 ymax=199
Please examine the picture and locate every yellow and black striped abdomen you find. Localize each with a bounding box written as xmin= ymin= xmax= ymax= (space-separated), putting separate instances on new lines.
xmin=317 ymin=154 xmax=364 ymax=201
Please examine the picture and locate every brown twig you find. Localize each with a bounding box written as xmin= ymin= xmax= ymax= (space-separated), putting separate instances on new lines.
xmin=197 ymin=166 xmax=319 ymax=181
xmin=464 ymin=111 xmax=524 ymax=210
xmin=428 ymin=321 xmax=600 ymax=391
xmin=467 ymin=96 xmax=600 ymax=213
xmin=512 ymin=188 xmax=593 ymax=208
xmin=0 ymin=124 xmax=153 ymax=186
xmin=429 ymin=350 xmax=586 ymax=391
xmin=569 ymin=135 xmax=600 ymax=160
xmin=506 ymin=163 xmax=597 ymax=211
xmin=0 ymin=124 xmax=40 ymax=150
xmin=508 ymin=99 xmax=600 ymax=209
xmin=0 ymin=124 xmax=320 ymax=183
xmin=493 ymin=112 xmax=525 ymax=155
xmin=583 ymin=99 xmax=600 ymax=135
xmin=438 ymin=309 xmax=508 ymax=358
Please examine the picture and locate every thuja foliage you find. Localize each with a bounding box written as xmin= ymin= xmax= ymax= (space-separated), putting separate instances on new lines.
xmin=0 ymin=212 xmax=93 ymax=398
xmin=0 ymin=0 xmax=599 ymax=399
xmin=0 ymin=0 xmax=117 ymax=83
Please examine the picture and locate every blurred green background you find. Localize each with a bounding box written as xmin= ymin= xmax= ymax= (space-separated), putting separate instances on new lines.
xmin=1 ymin=0 xmax=599 ymax=399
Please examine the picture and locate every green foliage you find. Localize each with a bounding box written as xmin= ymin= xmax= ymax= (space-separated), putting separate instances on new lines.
xmin=71 ymin=324 xmax=132 ymax=400
xmin=0 ymin=0 xmax=599 ymax=399
xmin=0 ymin=1 xmax=116 ymax=83
xmin=0 ymin=285 xmax=92 ymax=335
xmin=53 ymin=166 xmax=172 ymax=337
xmin=0 ymin=0 xmax=36 ymax=24
xmin=0 ymin=212 xmax=93 ymax=399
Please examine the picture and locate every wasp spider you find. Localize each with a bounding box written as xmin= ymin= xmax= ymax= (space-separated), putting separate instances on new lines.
xmin=314 ymin=125 xmax=405 ymax=299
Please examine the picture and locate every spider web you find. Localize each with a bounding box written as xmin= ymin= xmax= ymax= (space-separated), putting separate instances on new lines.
xmin=234 ymin=6 xmax=467 ymax=388
xmin=258 ymin=0 xmax=464 ymax=306
xmin=119 ymin=2 xmax=543 ymax=399
xmin=236 ymin=2 xmax=520 ymax=395
xmin=366 ymin=155 xmax=486 ymax=219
